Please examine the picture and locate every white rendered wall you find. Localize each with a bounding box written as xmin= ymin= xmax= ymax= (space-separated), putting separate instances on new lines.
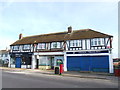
xmin=63 ymin=51 xmax=67 ymax=71
xmin=32 ymin=55 xmax=36 ymax=69
xmin=109 ymin=52 xmax=114 ymax=73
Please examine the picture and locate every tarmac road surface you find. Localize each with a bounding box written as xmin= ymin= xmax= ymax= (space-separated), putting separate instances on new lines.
xmin=2 ymin=71 xmax=118 ymax=88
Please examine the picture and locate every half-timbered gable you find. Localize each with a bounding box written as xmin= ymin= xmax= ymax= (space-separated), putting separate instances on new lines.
xmin=10 ymin=28 xmax=113 ymax=52
xmin=66 ymin=37 xmax=111 ymax=51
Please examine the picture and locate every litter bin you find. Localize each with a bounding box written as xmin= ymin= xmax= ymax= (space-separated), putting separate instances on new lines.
xmin=55 ymin=67 xmax=59 ymax=74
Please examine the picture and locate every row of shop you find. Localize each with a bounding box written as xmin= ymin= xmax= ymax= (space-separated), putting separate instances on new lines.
xmin=9 ymin=49 xmax=113 ymax=73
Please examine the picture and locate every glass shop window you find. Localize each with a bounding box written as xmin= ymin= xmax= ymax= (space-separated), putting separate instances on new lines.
xmin=11 ymin=57 xmax=15 ymax=64
xmin=22 ymin=56 xmax=31 ymax=65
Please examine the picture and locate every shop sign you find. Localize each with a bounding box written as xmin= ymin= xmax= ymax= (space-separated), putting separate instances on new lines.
xmin=66 ymin=50 xmax=109 ymax=54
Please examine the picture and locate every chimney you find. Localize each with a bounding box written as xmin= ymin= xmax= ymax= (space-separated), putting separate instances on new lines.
xmin=19 ymin=33 xmax=22 ymax=39
xmin=68 ymin=26 xmax=72 ymax=33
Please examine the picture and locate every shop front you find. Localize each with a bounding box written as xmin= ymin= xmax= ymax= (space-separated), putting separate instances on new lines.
xmin=65 ymin=49 xmax=113 ymax=73
xmin=33 ymin=52 xmax=64 ymax=70
xmin=10 ymin=52 xmax=33 ymax=69
xmin=35 ymin=55 xmax=64 ymax=70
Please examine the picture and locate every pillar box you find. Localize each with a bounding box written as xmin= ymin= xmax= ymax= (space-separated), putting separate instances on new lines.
xmin=56 ymin=59 xmax=64 ymax=75
xmin=60 ymin=64 xmax=64 ymax=75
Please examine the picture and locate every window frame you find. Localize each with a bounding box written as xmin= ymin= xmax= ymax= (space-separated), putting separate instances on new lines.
xmin=23 ymin=44 xmax=31 ymax=50
xmin=51 ymin=42 xmax=61 ymax=49
xmin=13 ymin=45 xmax=19 ymax=51
xmin=37 ymin=43 xmax=46 ymax=50
xmin=69 ymin=40 xmax=82 ymax=48
xmin=91 ymin=38 xmax=105 ymax=46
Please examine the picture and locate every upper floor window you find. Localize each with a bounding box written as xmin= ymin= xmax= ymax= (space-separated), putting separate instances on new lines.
xmin=23 ymin=45 xmax=31 ymax=50
xmin=13 ymin=46 xmax=19 ymax=50
xmin=37 ymin=43 xmax=46 ymax=49
xmin=5 ymin=54 xmax=8 ymax=57
xmin=70 ymin=40 xmax=82 ymax=47
xmin=91 ymin=38 xmax=104 ymax=46
xmin=51 ymin=42 xmax=61 ymax=48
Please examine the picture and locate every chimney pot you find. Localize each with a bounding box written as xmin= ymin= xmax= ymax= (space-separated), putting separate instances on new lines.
xmin=68 ymin=26 xmax=72 ymax=33
xmin=19 ymin=33 xmax=22 ymax=39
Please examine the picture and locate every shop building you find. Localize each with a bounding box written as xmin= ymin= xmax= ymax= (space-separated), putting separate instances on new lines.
xmin=9 ymin=26 xmax=113 ymax=73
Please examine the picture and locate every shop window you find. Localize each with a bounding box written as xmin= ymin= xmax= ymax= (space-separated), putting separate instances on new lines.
xmin=10 ymin=57 xmax=15 ymax=64
xmin=39 ymin=59 xmax=47 ymax=66
xmin=22 ymin=56 xmax=31 ymax=65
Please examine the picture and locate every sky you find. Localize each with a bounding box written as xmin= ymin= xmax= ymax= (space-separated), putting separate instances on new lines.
xmin=0 ymin=1 xmax=118 ymax=58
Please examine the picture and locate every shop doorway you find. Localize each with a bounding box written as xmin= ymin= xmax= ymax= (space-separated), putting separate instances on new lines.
xmin=15 ymin=57 xmax=21 ymax=68
xmin=36 ymin=59 xmax=39 ymax=69
xmin=51 ymin=57 xmax=54 ymax=69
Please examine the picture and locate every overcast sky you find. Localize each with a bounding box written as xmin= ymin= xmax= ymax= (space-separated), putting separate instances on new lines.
xmin=0 ymin=1 xmax=118 ymax=58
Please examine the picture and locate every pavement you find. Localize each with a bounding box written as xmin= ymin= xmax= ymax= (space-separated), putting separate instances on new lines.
xmin=0 ymin=67 xmax=119 ymax=81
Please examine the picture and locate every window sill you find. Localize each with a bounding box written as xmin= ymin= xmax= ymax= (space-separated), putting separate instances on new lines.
xmin=91 ymin=45 xmax=105 ymax=47
xmin=70 ymin=46 xmax=82 ymax=48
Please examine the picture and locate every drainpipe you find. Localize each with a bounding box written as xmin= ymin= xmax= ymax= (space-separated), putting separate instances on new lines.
xmin=110 ymin=37 xmax=113 ymax=49
xmin=63 ymin=51 xmax=67 ymax=71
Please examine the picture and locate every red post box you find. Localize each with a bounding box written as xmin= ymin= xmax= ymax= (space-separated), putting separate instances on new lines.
xmin=60 ymin=64 xmax=64 ymax=75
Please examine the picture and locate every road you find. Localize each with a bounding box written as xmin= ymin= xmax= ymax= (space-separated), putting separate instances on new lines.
xmin=2 ymin=71 xmax=118 ymax=88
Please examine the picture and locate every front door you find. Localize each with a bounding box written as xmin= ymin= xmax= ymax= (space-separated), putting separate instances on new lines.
xmin=15 ymin=57 xmax=21 ymax=68
xmin=51 ymin=57 xmax=54 ymax=69
xmin=36 ymin=59 xmax=39 ymax=69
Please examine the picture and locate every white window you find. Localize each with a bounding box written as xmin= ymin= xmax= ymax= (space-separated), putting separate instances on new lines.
xmin=70 ymin=40 xmax=81 ymax=47
xmin=98 ymin=38 xmax=101 ymax=45
xmin=101 ymin=38 xmax=105 ymax=45
xmin=23 ymin=45 xmax=31 ymax=50
xmin=51 ymin=42 xmax=61 ymax=48
xmin=37 ymin=43 xmax=46 ymax=49
xmin=91 ymin=38 xmax=104 ymax=46
xmin=13 ymin=46 xmax=19 ymax=50
xmin=5 ymin=54 xmax=8 ymax=57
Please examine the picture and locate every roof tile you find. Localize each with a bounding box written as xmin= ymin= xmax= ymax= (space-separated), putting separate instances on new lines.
xmin=10 ymin=29 xmax=113 ymax=45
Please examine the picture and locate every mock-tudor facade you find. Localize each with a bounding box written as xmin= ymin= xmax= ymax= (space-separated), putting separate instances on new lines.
xmin=9 ymin=26 xmax=113 ymax=73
